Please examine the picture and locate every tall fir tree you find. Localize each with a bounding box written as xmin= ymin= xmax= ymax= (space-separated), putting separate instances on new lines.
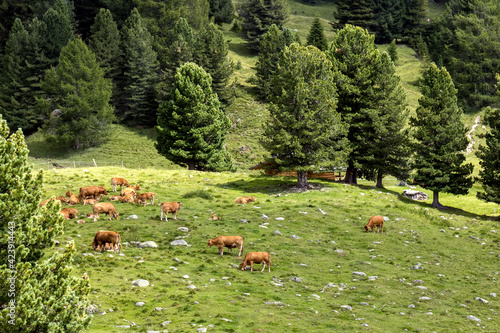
xmin=239 ymin=0 xmax=290 ymax=52
xmin=374 ymin=0 xmax=405 ymax=43
xmin=410 ymin=63 xmax=473 ymax=208
xmin=0 ymin=115 xmax=91 ymax=332
xmin=402 ymin=0 xmax=428 ymax=38
xmin=156 ymin=62 xmax=234 ymax=171
xmin=208 ymin=0 xmax=235 ymax=24
xmin=41 ymin=3 xmax=75 ymax=65
xmin=39 ymin=37 xmax=115 ymax=149
xmin=306 ymin=17 xmax=328 ymax=51
xmin=263 ymin=43 xmax=349 ymax=188
xmin=331 ymin=0 xmax=376 ymax=32
xmin=476 ymin=74 xmax=500 ymax=204
xmin=255 ymin=24 xmax=298 ymax=100
xmin=119 ymin=8 xmax=160 ymax=126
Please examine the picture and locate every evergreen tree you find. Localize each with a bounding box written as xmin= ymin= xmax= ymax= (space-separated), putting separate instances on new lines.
xmin=41 ymin=3 xmax=75 ymax=65
xmin=255 ymin=25 xmax=298 ymax=100
xmin=195 ymin=22 xmax=235 ymax=107
xmin=476 ymin=75 xmax=500 ymax=204
xmin=331 ymin=0 xmax=376 ymax=32
xmin=306 ymin=17 xmax=328 ymax=51
xmin=156 ymin=62 xmax=234 ymax=171
xmin=263 ymin=43 xmax=349 ymax=188
xmin=402 ymin=0 xmax=428 ymax=37
xmin=208 ymin=0 xmax=234 ymax=25
xmin=119 ymin=8 xmax=160 ymax=126
xmin=410 ymin=63 xmax=473 ymax=208
xmin=39 ymin=37 xmax=114 ymax=149
xmin=0 ymin=115 xmax=91 ymax=332
xmin=374 ymin=0 xmax=405 ymax=43
xmin=239 ymin=0 xmax=290 ymax=52
xmin=388 ymin=39 xmax=399 ymax=63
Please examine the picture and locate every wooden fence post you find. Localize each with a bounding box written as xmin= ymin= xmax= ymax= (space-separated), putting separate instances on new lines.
xmin=93 ymin=159 xmax=97 ymax=167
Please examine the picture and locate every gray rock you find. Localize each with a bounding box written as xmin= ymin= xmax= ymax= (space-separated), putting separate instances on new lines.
xmin=170 ymin=239 xmax=189 ymax=246
xmin=154 ymin=307 xmax=162 ymax=311
xmin=419 ymin=297 xmax=431 ymax=301
xmin=275 ymin=217 xmax=284 ymax=220
xmin=340 ymin=305 xmax=352 ymax=311
xmin=368 ymin=276 xmax=378 ymax=280
xmin=161 ymin=321 xmax=172 ymax=327
xmin=335 ymin=249 xmax=345 ymax=255
xmin=187 ymin=285 xmax=196 ymax=289
xmin=196 ymin=328 xmax=207 ymax=333
xmin=490 ymin=293 xmax=497 ymax=297
xmin=290 ymin=277 xmax=302 ymax=283
xmin=467 ymin=315 xmax=481 ymax=322
xmin=135 ymin=302 xmax=145 ymax=307
xmin=261 ymin=214 xmax=269 ymax=219
xmin=383 ymin=216 xmax=390 ymax=221
xmin=274 ymin=230 xmax=282 ymax=236
xmin=86 ymin=304 xmax=100 ymax=314
xmin=240 ymin=219 xmax=248 ymax=223
xmin=138 ymin=241 xmax=158 ymax=248
xmin=360 ymin=302 xmax=369 ymax=306
xmin=353 ymin=272 xmax=367 ymax=276
xmin=126 ymin=215 xmax=138 ymax=219
xmin=131 ymin=279 xmax=149 ymax=287
xmin=220 ymin=318 xmax=232 ymax=322
xmin=408 ymin=304 xmax=415 ymax=308
xmin=290 ymin=235 xmax=300 ymax=239
xmin=475 ymin=297 xmax=488 ymax=304
xmin=177 ymin=227 xmax=189 ymax=232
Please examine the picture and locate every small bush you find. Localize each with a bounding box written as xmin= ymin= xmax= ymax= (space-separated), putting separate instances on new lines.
xmin=182 ymin=189 xmax=214 ymax=200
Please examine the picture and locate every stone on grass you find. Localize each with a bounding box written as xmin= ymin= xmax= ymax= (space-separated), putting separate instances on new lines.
xmin=353 ymin=272 xmax=366 ymax=276
xmin=161 ymin=321 xmax=172 ymax=327
xmin=475 ymin=297 xmax=488 ymax=304
xmin=171 ymin=239 xmax=189 ymax=246
xmin=290 ymin=235 xmax=300 ymax=239
xmin=274 ymin=230 xmax=282 ymax=236
xmin=261 ymin=214 xmax=269 ymax=219
xmin=340 ymin=305 xmax=352 ymax=311
xmin=419 ymin=296 xmax=431 ymax=301
xmin=178 ymin=227 xmax=189 ymax=232
xmin=138 ymin=241 xmax=158 ymax=248
xmin=135 ymin=302 xmax=145 ymax=307
xmin=290 ymin=277 xmax=302 ymax=283
xmin=132 ymin=279 xmax=149 ymax=287
xmin=467 ymin=315 xmax=481 ymax=322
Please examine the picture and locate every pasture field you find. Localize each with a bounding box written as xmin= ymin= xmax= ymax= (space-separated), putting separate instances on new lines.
xmin=39 ymin=166 xmax=500 ymax=332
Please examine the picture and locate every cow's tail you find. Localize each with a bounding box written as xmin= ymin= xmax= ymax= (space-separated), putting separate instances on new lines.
xmin=117 ymin=233 xmax=122 ymax=253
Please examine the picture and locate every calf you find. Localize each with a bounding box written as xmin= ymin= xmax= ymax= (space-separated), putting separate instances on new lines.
xmin=92 ymin=203 xmax=119 ymax=222
xmin=160 ymin=202 xmax=182 ymax=222
xmin=365 ymin=215 xmax=384 ymax=233
xmin=83 ymin=198 xmax=99 ymax=206
xmin=55 ymin=196 xmax=70 ymax=204
xmin=110 ymin=177 xmax=130 ymax=192
xmin=208 ymin=236 xmax=243 ymax=256
xmin=91 ymin=231 xmax=122 ymax=253
xmin=121 ymin=193 xmax=135 ymax=203
xmin=240 ymin=252 xmax=271 ymax=273
xmin=121 ymin=184 xmax=141 ymax=197
xmin=86 ymin=213 xmax=99 ymax=221
xmin=109 ymin=195 xmax=122 ymax=201
xmin=234 ymin=196 xmax=256 ymax=204
xmin=59 ymin=208 xmax=79 ymax=220
xmin=136 ymin=192 xmax=155 ymax=206
xmin=209 ymin=213 xmax=219 ymax=220
xmin=65 ymin=190 xmax=80 ymax=205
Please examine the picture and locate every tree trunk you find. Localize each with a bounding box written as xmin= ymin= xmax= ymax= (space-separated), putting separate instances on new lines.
xmin=375 ymin=170 xmax=384 ymax=188
xmin=432 ymin=190 xmax=445 ymax=209
xmin=297 ymin=171 xmax=309 ymax=188
xmin=74 ymin=138 xmax=81 ymax=150
xmin=187 ymin=161 xmax=196 ymax=170
xmin=343 ymin=160 xmax=357 ymax=184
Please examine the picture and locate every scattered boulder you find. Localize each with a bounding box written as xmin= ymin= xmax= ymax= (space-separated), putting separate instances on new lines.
xmin=138 ymin=241 xmax=158 ymax=248
xmin=178 ymin=227 xmax=189 ymax=232
xmin=403 ymin=189 xmax=428 ymax=200
xmin=171 ymin=239 xmax=189 ymax=246
xmin=135 ymin=302 xmax=145 ymax=306
xmin=131 ymin=279 xmax=149 ymax=287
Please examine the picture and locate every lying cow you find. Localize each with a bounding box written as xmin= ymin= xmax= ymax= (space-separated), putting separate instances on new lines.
xmin=234 ymin=196 xmax=256 ymax=204
xmin=92 ymin=202 xmax=119 ymax=222
xmin=59 ymin=208 xmax=79 ymax=220
xmin=40 ymin=197 xmax=64 ymax=207
xmin=55 ymin=196 xmax=70 ymax=205
xmin=83 ymin=198 xmax=99 ymax=206
xmin=86 ymin=213 xmax=99 ymax=220
xmin=136 ymin=192 xmax=155 ymax=206
xmin=208 ymin=236 xmax=243 ymax=256
xmin=240 ymin=252 xmax=271 ymax=273
xmin=160 ymin=202 xmax=182 ymax=222
xmin=91 ymin=230 xmax=122 ymax=253
xmin=110 ymin=177 xmax=130 ymax=192
xmin=109 ymin=195 xmax=122 ymax=201
xmin=121 ymin=184 xmax=141 ymax=197
xmin=65 ymin=190 xmax=80 ymax=205
xmin=365 ymin=215 xmax=384 ymax=233
xmin=121 ymin=193 xmax=135 ymax=203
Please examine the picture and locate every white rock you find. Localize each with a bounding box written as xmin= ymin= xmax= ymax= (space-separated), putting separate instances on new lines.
xmin=419 ymin=297 xmax=431 ymax=301
xmin=353 ymin=272 xmax=367 ymax=276
xmin=467 ymin=315 xmax=481 ymax=322
xmin=171 ymin=239 xmax=189 ymax=246
xmin=126 ymin=215 xmax=139 ymax=219
xmin=475 ymin=297 xmax=488 ymax=304
xmin=161 ymin=321 xmax=172 ymax=326
xmin=187 ymin=285 xmax=196 ymax=289
xmin=178 ymin=227 xmax=189 ymax=232
xmin=318 ymin=208 xmax=326 ymax=215
xmin=138 ymin=241 xmax=158 ymax=248
xmin=275 ymin=217 xmax=285 ymax=220
xmin=131 ymin=279 xmax=149 ymax=287
xmin=340 ymin=305 xmax=352 ymax=311
xmin=135 ymin=302 xmax=145 ymax=307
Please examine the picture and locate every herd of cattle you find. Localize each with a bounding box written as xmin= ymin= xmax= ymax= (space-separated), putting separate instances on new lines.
xmin=40 ymin=177 xmax=384 ymax=273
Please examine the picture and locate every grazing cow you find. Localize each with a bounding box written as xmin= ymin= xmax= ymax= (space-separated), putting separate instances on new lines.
xmin=91 ymin=231 xmax=122 ymax=253
xmin=136 ymin=192 xmax=155 ymax=206
xmin=160 ymin=202 xmax=182 ymax=222
xmin=121 ymin=193 xmax=135 ymax=203
xmin=92 ymin=203 xmax=119 ymax=222
xmin=59 ymin=208 xmax=79 ymax=220
xmin=240 ymin=252 xmax=271 ymax=273
xmin=65 ymin=190 xmax=80 ymax=205
xmin=79 ymin=186 xmax=108 ymax=201
xmin=109 ymin=195 xmax=122 ymax=201
xmin=208 ymin=236 xmax=244 ymax=256
xmin=121 ymin=184 xmax=141 ymax=197
xmin=364 ymin=215 xmax=384 ymax=233
xmin=234 ymin=196 xmax=256 ymax=204
xmin=83 ymin=198 xmax=99 ymax=206
xmin=209 ymin=213 xmax=219 ymax=220
xmin=110 ymin=177 xmax=130 ymax=192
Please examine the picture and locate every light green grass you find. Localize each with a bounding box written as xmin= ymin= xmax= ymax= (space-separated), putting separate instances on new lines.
xmin=40 ymin=167 xmax=500 ymax=333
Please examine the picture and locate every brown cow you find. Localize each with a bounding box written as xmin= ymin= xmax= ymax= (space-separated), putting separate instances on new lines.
xmin=55 ymin=196 xmax=70 ymax=204
xmin=86 ymin=213 xmax=99 ymax=220
xmin=40 ymin=197 xmax=64 ymax=207
xmin=121 ymin=193 xmax=135 ymax=203
xmin=121 ymin=184 xmax=141 ymax=197
xmin=65 ymin=190 xmax=80 ymax=205
xmin=136 ymin=192 xmax=155 ymax=206
xmin=109 ymin=195 xmax=122 ymax=201
xmin=240 ymin=252 xmax=271 ymax=273
xmin=365 ymin=215 xmax=384 ymax=233
xmin=83 ymin=198 xmax=99 ymax=206
xmin=209 ymin=213 xmax=219 ymax=220
xmin=110 ymin=177 xmax=130 ymax=192
xmin=92 ymin=203 xmax=119 ymax=222
xmin=79 ymin=186 xmax=108 ymax=201
xmin=59 ymin=208 xmax=79 ymax=220
xmin=91 ymin=231 xmax=122 ymax=253
xmin=160 ymin=202 xmax=182 ymax=222
xmin=208 ymin=236 xmax=243 ymax=256
xmin=234 ymin=196 xmax=256 ymax=204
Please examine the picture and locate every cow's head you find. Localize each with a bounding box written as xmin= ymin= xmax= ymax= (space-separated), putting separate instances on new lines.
xmin=364 ymin=225 xmax=369 ymax=232
xmin=113 ymin=212 xmax=119 ymax=220
xmin=65 ymin=190 xmax=72 ymax=197
xmin=240 ymin=262 xmax=247 ymax=271
xmin=207 ymin=239 xmax=214 ymax=247
xmin=249 ymin=196 xmax=256 ymax=202
xmin=91 ymin=240 xmax=97 ymax=250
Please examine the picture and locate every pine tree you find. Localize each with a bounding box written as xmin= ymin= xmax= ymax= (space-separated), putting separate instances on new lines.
xmin=306 ymin=17 xmax=328 ymax=51
xmin=403 ymin=0 xmax=428 ymax=38
xmin=331 ymin=0 xmax=376 ymax=32
xmin=388 ymin=39 xmax=399 ymax=63
xmin=476 ymin=75 xmax=500 ymax=204
xmin=119 ymin=8 xmax=160 ymax=126
xmin=156 ymin=62 xmax=234 ymax=171
xmin=208 ymin=0 xmax=235 ymax=24
xmin=374 ymin=0 xmax=405 ymax=43
xmin=40 ymin=3 xmax=74 ymax=65
xmin=239 ymin=0 xmax=290 ymax=52
xmin=263 ymin=43 xmax=349 ymax=188
xmin=0 ymin=115 xmax=91 ymax=332
xmin=410 ymin=63 xmax=473 ymax=208
xmin=39 ymin=37 xmax=114 ymax=149
xmin=255 ymin=25 xmax=298 ymax=100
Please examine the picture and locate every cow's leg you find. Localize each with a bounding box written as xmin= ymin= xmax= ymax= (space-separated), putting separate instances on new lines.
xmin=381 ymin=224 xmax=383 ymax=234
xmin=238 ymin=245 xmax=243 ymax=257
xmin=173 ymin=211 xmax=177 ymax=220
xmin=94 ymin=214 xmax=98 ymax=223
xmin=250 ymin=261 xmax=254 ymax=272
xmin=261 ymin=262 xmax=266 ymax=273
xmin=219 ymin=247 xmax=223 ymax=256
xmin=268 ymin=261 xmax=271 ymax=273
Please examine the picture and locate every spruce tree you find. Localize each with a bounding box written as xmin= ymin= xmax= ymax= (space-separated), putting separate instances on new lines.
xmin=239 ymin=0 xmax=290 ymax=52
xmin=388 ymin=39 xmax=399 ymax=63
xmin=39 ymin=37 xmax=114 ymax=149
xmin=410 ymin=63 xmax=473 ymax=208
xmin=263 ymin=43 xmax=349 ymax=188
xmin=374 ymin=0 xmax=405 ymax=43
xmin=331 ymin=0 xmax=376 ymax=32
xmin=476 ymin=75 xmax=500 ymax=204
xmin=0 ymin=115 xmax=91 ymax=332
xmin=40 ymin=4 xmax=74 ymax=65
xmin=306 ymin=17 xmax=328 ymax=51
xmin=119 ymin=8 xmax=159 ymax=126
xmin=156 ymin=62 xmax=234 ymax=171
xmin=209 ymin=0 xmax=235 ymax=25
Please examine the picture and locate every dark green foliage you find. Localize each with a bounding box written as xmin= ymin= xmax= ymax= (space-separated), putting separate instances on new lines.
xmin=239 ymin=0 xmax=290 ymax=52
xmin=331 ymin=0 xmax=376 ymax=32
xmin=255 ymin=25 xmax=298 ymax=100
xmin=0 ymin=115 xmax=91 ymax=332
xmin=41 ymin=3 xmax=75 ymax=63
xmin=306 ymin=17 xmax=328 ymax=51
xmin=156 ymin=62 xmax=234 ymax=171
xmin=388 ymin=39 xmax=399 ymax=63
xmin=402 ymin=0 xmax=427 ymax=37
xmin=374 ymin=0 xmax=405 ymax=43
xmin=410 ymin=63 xmax=473 ymax=208
xmin=263 ymin=43 xmax=349 ymax=188
xmin=119 ymin=8 xmax=160 ymax=126
xmin=209 ymin=0 xmax=235 ymax=24
xmin=182 ymin=189 xmax=214 ymax=200
xmin=39 ymin=37 xmax=115 ymax=149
